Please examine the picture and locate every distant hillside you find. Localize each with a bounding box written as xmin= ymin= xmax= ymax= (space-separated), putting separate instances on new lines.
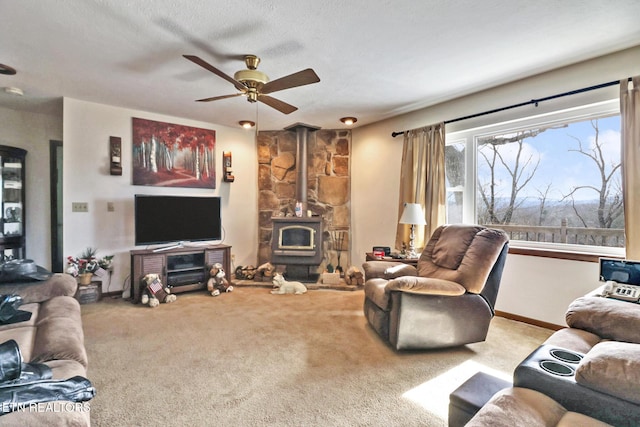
xmin=480 ymin=197 xmax=624 ymax=229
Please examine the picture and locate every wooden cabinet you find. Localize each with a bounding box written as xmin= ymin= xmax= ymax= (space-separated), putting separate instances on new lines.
xmin=130 ymin=244 xmax=231 ymax=303
xmin=0 ymin=146 xmax=26 ymax=261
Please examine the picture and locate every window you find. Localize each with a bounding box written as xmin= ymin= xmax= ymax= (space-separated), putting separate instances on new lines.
xmin=445 ymin=100 xmax=624 ymax=255
xmin=445 ymin=139 xmax=466 ymax=224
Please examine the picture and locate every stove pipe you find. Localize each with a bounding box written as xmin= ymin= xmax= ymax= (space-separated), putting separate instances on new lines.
xmin=284 ymin=123 xmax=321 ymax=211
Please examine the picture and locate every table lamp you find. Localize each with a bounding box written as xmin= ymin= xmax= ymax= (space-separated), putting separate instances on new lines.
xmin=399 ymin=203 xmax=427 ymax=259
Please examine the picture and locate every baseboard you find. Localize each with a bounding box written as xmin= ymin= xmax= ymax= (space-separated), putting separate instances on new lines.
xmin=495 ymin=310 xmax=564 ymax=331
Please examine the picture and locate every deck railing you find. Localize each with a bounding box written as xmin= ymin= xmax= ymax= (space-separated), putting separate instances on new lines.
xmin=484 ymin=219 xmax=625 ymax=248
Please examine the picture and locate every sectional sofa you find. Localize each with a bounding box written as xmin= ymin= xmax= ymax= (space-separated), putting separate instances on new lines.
xmin=0 ymin=273 xmax=91 ymax=426
xmin=465 ymin=293 xmax=640 ymax=427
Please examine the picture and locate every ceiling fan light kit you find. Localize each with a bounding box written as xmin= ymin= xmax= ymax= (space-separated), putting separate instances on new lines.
xmin=233 ymin=69 xmax=269 ymax=86
xmin=184 ymin=54 xmax=320 ymax=115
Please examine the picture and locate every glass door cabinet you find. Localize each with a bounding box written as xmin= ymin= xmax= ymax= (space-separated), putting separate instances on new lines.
xmin=0 ymin=145 xmax=26 ymax=261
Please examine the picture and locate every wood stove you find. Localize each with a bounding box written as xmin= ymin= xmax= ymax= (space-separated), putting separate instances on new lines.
xmin=271 ymin=217 xmax=323 ymax=281
xmin=269 ymin=123 xmax=324 ymax=282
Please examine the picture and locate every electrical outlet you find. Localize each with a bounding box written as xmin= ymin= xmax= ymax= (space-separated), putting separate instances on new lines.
xmin=72 ymin=202 xmax=88 ymax=213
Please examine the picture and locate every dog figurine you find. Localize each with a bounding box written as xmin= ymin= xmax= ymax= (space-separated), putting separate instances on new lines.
xmin=271 ymin=273 xmax=307 ymax=295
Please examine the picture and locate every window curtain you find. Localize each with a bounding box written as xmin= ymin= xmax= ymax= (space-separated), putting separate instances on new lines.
xmin=395 ymin=123 xmax=446 ymax=252
xmin=621 ymin=76 xmax=640 ymax=259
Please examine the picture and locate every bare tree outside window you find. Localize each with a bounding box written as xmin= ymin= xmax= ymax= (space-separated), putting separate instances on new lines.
xmin=467 ymin=115 xmax=624 ymax=248
xmin=477 ymin=129 xmax=545 ymax=224
xmin=562 ymin=119 xmax=624 ymax=245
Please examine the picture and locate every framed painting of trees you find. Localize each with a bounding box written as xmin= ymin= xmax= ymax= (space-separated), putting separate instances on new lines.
xmin=132 ymin=118 xmax=216 ymax=188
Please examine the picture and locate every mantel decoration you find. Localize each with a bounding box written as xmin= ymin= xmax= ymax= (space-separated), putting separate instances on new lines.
xmin=66 ymin=248 xmax=114 ymax=285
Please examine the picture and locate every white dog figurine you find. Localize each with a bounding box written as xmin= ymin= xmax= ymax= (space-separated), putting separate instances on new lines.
xmin=271 ymin=273 xmax=307 ymax=295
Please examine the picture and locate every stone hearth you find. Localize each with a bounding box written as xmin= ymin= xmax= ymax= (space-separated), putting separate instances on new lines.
xmin=257 ymin=126 xmax=351 ymax=277
xmin=232 ymin=278 xmax=360 ymax=292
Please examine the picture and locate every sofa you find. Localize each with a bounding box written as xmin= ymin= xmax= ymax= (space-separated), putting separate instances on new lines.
xmin=465 ymin=293 xmax=640 ymax=426
xmin=0 ymin=273 xmax=91 ymax=426
xmin=465 ymin=386 xmax=613 ymax=427
xmin=362 ymin=224 xmax=509 ymax=350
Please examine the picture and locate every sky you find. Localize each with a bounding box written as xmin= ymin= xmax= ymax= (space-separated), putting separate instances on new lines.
xmin=477 ymin=114 xmax=621 ymax=202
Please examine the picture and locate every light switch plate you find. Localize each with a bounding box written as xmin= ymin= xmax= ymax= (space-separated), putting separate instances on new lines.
xmin=72 ymin=202 xmax=88 ymax=212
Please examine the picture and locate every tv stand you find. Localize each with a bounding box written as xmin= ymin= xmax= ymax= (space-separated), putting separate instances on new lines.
xmin=130 ymin=244 xmax=231 ymax=303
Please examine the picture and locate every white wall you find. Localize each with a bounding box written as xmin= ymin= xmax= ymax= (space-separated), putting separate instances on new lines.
xmin=0 ymin=106 xmax=62 ymax=267
xmin=500 ymin=254 xmax=601 ymax=325
xmin=352 ymin=45 xmax=640 ymax=326
xmin=63 ymin=98 xmax=258 ymax=295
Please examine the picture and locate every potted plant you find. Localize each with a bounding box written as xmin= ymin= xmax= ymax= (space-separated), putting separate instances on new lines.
xmin=66 ymin=248 xmax=113 ymax=285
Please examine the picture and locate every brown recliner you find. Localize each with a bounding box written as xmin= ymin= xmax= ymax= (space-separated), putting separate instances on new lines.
xmin=362 ymin=224 xmax=509 ymax=350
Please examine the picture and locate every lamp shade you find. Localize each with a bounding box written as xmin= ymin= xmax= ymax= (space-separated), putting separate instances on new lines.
xmin=399 ymin=203 xmax=427 ymax=225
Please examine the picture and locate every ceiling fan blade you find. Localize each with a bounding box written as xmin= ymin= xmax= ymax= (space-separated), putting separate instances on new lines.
xmin=261 ymin=68 xmax=320 ymax=94
xmin=258 ymin=94 xmax=298 ymax=114
xmin=183 ymin=55 xmax=246 ymax=92
xmin=196 ymin=93 xmax=243 ymax=102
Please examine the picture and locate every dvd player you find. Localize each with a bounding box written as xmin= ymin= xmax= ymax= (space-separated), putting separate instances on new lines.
xmin=167 ymin=271 xmax=205 ymax=287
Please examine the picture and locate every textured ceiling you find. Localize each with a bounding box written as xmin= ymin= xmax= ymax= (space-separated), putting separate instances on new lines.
xmin=1 ymin=0 xmax=640 ymax=131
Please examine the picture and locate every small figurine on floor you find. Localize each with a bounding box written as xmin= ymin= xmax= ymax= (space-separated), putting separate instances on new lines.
xmin=207 ymin=263 xmax=233 ymax=296
xmin=141 ymin=273 xmax=177 ymax=307
xmin=271 ymin=273 xmax=307 ymax=295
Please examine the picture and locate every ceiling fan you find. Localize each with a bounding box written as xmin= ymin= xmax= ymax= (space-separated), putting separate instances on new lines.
xmin=183 ymin=54 xmax=320 ymax=114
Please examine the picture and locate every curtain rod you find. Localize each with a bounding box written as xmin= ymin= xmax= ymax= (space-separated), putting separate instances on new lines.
xmin=391 ymin=78 xmax=629 ymax=138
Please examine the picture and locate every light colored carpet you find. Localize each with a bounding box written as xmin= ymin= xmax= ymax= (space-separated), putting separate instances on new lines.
xmin=80 ymin=288 xmax=553 ymax=426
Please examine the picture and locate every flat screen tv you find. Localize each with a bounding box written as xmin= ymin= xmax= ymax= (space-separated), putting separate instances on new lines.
xmin=134 ymin=195 xmax=222 ymax=246
xmin=599 ymin=257 xmax=640 ymax=285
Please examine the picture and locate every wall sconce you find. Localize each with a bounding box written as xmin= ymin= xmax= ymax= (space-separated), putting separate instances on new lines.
xmin=223 ymin=151 xmax=234 ymax=182
xmin=109 ymin=136 xmax=122 ymax=176
xmin=340 ymin=117 xmax=357 ymax=125
xmin=239 ymin=120 xmax=255 ymax=129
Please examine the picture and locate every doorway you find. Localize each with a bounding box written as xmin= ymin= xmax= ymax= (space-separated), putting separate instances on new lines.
xmin=49 ymin=140 xmax=63 ymax=272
